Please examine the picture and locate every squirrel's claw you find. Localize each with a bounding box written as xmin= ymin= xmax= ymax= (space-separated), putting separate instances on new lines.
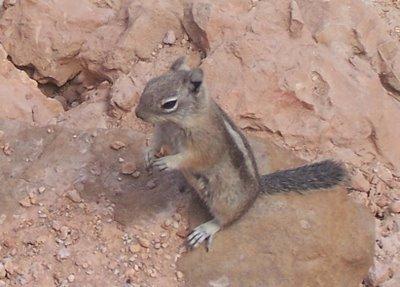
xmin=152 ymin=157 xmax=173 ymax=171
xmin=187 ymin=219 xmax=220 ymax=251
xmin=151 ymin=155 xmax=182 ymax=172
xmin=145 ymin=148 xmax=156 ymax=170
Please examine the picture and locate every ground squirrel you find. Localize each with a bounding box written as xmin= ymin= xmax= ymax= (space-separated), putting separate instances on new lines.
xmin=135 ymin=57 xmax=347 ymax=250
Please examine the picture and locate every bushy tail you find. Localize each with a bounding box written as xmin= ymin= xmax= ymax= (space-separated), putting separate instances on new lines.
xmin=260 ymin=160 xmax=348 ymax=194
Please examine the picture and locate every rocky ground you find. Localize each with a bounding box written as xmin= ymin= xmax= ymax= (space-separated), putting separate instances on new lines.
xmin=0 ymin=0 xmax=400 ymax=286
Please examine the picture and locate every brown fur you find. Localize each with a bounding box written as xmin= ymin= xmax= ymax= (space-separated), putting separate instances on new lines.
xmin=135 ymin=56 xmax=347 ymax=241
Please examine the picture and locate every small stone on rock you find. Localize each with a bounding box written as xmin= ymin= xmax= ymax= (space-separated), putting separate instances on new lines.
xmin=172 ymin=213 xmax=181 ymax=222
xmin=125 ymin=268 xmax=136 ymax=281
xmin=389 ymin=201 xmax=400 ymax=213
xmin=66 ymin=189 xmax=82 ymax=203
xmin=352 ymin=170 xmax=370 ymax=192
xmin=138 ymin=237 xmax=150 ymax=248
xmin=19 ymin=196 xmax=32 ymax=207
xmin=67 ymin=274 xmax=75 ymax=283
xmin=176 ymin=271 xmax=184 ymax=281
xmin=110 ymin=141 xmax=126 ymax=150
xmin=132 ymin=171 xmax=141 ymax=178
xmin=163 ymin=30 xmax=176 ymax=45
xmin=129 ymin=244 xmax=141 ymax=253
xmin=4 ymin=260 xmax=16 ymax=275
xmin=176 ymin=226 xmax=189 ymax=238
xmin=376 ymin=196 xmax=390 ymax=208
xmin=3 ymin=143 xmax=13 ymax=155
xmin=57 ymin=247 xmax=71 ymax=260
xmin=52 ymin=220 xmax=62 ymax=231
xmin=0 ymin=263 xmax=6 ymax=279
xmin=121 ymin=162 xmax=137 ymax=175
xmin=146 ymin=179 xmax=157 ymax=189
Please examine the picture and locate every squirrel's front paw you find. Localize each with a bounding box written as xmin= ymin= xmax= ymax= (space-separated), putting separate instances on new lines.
xmin=152 ymin=155 xmax=181 ymax=172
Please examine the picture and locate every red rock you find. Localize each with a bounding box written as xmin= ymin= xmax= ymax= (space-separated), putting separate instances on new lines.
xmin=0 ymin=263 xmax=5 ymax=279
xmin=120 ymin=162 xmax=137 ymax=175
xmin=4 ymin=260 xmax=16 ymax=275
xmin=129 ymin=244 xmax=141 ymax=253
xmin=376 ymin=195 xmax=391 ymax=208
xmin=0 ymin=45 xmax=63 ymax=125
xmin=124 ymin=268 xmax=136 ymax=281
xmin=0 ymin=1 xmax=114 ymax=85
xmin=110 ymin=141 xmax=126 ymax=150
xmin=366 ymin=262 xmax=393 ymax=286
xmin=57 ymin=248 xmax=71 ymax=260
xmin=389 ymin=201 xmax=400 ymax=213
xmin=66 ymin=189 xmax=82 ymax=203
xmin=163 ymin=30 xmax=176 ymax=45
xmin=110 ymin=74 xmax=139 ymax=112
xmin=352 ymin=170 xmax=371 ymax=192
xmin=176 ymin=271 xmax=184 ymax=281
xmin=19 ymin=196 xmax=32 ymax=207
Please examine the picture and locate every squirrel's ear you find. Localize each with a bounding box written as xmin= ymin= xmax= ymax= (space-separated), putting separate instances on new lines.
xmin=170 ymin=56 xmax=189 ymax=71
xmin=189 ymin=68 xmax=203 ymax=93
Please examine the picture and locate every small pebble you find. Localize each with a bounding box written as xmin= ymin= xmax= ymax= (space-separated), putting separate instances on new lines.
xmin=4 ymin=261 xmax=16 ymax=275
xmin=66 ymin=189 xmax=82 ymax=203
xmin=164 ymin=219 xmax=172 ymax=228
xmin=0 ymin=214 xmax=6 ymax=225
xmin=118 ymin=157 xmax=125 ymax=163
xmin=376 ymin=196 xmax=390 ymax=208
xmin=121 ymin=162 xmax=137 ymax=175
xmin=172 ymin=213 xmax=181 ymax=222
xmin=67 ymin=274 xmax=75 ymax=283
xmin=19 ymin=196 xmax=32 ymax=207
xmin=0 ymin=263 xmax=6 ymax=279
xmin=176 ymin=271 xmax=184 ymax=281
xmin=110 ymin=141 xmax=126 ymax=150
xmin=60 ymin=226 xmax=70 ymax=240
xmin=146 ymin=180 xmax=157 ymax=189
xmin=29 ymin=192 xmax=38 ymax=205
xmin=138 ymin=238 xmax=150 ymax=248
xmin=3 ymin=143 xmax=13 ymax=155
xmin=38 ymin=186 xmax=46 ymax=194
xmin=57 ymin=248 xmax=71 ymax=260
xmin=163 ymin=30 xmax=176 ymax=45
xmin=132 ymin=171 xmax=141 ymax=178
xmin=389 ymin=201 xmax=400 ymax=213
xmin=176 ymin=227 xmax=189 ymax=238
xmin=125 ymin=268 xmax=136 ymax=281
xmin=129 ymin=244 xmax=141 ymax=253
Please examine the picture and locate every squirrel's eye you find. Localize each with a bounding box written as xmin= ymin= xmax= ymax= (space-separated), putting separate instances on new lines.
xmin=161 ymin=98 xmax=178 ymax=112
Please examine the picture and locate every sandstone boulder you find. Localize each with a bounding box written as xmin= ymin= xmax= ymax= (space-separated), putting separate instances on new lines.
xmin=184 ymin=0 xmax=400 ymax=175
xmin=0 ymin=45 xmax=63 ymax=126
xmin=178 ymin=137 xmax=375 ymax=287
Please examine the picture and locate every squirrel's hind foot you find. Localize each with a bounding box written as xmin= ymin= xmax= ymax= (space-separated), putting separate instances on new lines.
xmin=187 ymin=219 xmax=220 ymax=252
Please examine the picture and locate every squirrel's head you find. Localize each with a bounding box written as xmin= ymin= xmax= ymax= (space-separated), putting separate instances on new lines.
xmin=135 ymin=56 xmax=207 ymax=125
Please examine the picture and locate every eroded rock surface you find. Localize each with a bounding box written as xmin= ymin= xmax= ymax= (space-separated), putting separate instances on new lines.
xmin=179 ymin=138 xmax=374 ymax=287
xmin=0 ymin=45 xmax=63 ymax=125
xmin=0 ymin=0 xmax=399 ymax=286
